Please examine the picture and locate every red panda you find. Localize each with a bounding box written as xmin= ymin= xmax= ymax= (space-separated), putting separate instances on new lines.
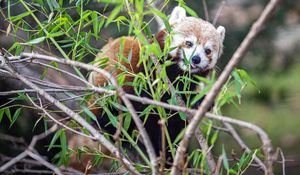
xmin=69 ymin=6 xmax=225 ymax=171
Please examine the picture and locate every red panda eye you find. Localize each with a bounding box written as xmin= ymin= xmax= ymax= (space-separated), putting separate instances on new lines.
xmin=185 ymin=41 xmax=193 ymax=48
xmin=205 ymin=48 xmax=211 ymax=55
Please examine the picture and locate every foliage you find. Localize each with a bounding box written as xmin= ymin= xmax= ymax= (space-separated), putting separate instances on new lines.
xmin=0 ymin=0 xmax=261 ymax=174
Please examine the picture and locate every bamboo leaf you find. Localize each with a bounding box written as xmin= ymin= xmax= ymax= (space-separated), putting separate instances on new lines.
xmin=23 ymin=37 xmax=46 ymax=45
xmin=10 ymin=108 xmax=22 ymax=127
xmin=105 ymin=5 xmax=123 ymax=27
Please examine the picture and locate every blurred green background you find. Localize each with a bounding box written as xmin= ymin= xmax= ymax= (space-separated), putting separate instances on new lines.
xmin=197 ymin=0 xmax=300 ymax=174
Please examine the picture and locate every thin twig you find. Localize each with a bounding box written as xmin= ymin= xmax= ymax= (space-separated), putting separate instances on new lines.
xmin=0 ymin=152 xmax=28 ymax=172
xmin=26 ymin=150 xmax=62 ymax=175
xmin=0 ymin=133 xmax=25 ymax=144
xmin=215 ymin=155 xmax=223 ymax=175
xmin=146 ymin=0 xmax=164 ymax=29
xmin=279 ymin=149 xmax=286 ymax=175
xmin=0 ymin=125 xmax=60 ymax=174
xmin=158 ymin=119 xmax=166 ymax=175
xmin=1 ymin=52 xmax=275 ymax=174
xmin=27 ymin=94 xmax=96 ymax=140
xmin=223 ymin=122 xmax=267 ymax=173
xmin=202 ymin=0 xmax=209 ymax=21
xmin=213 ymin=0 xmax=226 ymax=25
xmin=19 ymin=52 xmax=158 ymax=174
xmin=0 ymin=56 xmax=141 ymax=175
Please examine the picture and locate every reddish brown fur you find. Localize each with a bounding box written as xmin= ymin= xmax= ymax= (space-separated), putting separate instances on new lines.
xmin=89 ymin=37 xmax=141 ymax=92
xmin=88 ymin=37 xmax=141 ymax=116
xmin=174 ymin=18 xmax=222 ymax=55
xmin=155 ymin=30 xmax=167 ymax=50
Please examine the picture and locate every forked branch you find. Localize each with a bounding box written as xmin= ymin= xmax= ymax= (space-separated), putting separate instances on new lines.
xmin=171 ymin=0 xmax=281 ymax=174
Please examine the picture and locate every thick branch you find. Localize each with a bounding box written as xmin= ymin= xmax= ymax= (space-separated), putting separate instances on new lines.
xmin=1 ymin=52 xmax=274 ymax=174
xmin=171 ymin=0 xmax=280 ymax=174
xmin=19 ymin=52 xmax=158 ymax=174
xmin=0 ymin=56 xmax=141 ymax=175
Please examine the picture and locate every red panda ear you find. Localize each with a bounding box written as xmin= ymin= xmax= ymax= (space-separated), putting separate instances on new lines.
xmin=169 ymin=6 xmax=186 ymax=26
xmin=217 ymin=26 xmax=226 ymax=43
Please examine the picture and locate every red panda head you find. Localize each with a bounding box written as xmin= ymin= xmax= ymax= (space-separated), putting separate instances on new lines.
xmin=165 ymin=6 xmax=225 ymax=74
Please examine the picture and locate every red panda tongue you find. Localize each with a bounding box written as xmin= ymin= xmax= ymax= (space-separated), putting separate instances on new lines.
xmin=191 ymin=64 xmax=196 ymax=69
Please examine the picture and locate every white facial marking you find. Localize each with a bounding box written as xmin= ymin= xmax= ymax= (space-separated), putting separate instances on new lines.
xmin=166 ymin=7 xmax=226 ymax=74
xmin=170 ymin=34 xmax=222 ymax=73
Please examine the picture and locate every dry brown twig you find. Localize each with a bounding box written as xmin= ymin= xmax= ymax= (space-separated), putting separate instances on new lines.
xmin=171 ymin=0 xmax=281 ymax=174
xmin=223 ymin=122 xmax=267 ymax=172
xmin=26 ymin=94 xmax=96 ymax=140
xmin=147 ymin=2 xmax=264 ymax=174
xmin=202 ymin=0 xmax=209 ymax=21
xmin=213 ymin=0 xmax=226 ymax=26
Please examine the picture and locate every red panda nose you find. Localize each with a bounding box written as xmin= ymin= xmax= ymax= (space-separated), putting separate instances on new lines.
xmin=191 ymin=55 xmax=201 ymax=65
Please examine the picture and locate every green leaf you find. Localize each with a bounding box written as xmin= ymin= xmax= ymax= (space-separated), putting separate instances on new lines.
xmin=91 ymin=11 xmax=99 ymax=36
xmin=237 ymin=69 xmax=257 ymax=88
xmin=210 ymin=131 xmax=219 ymax=145
xmin=102 ymin=106 xmax=118 ymax=128
xmin=4 ymin=108 xmax=12 ymax=123
xmin=24 ymin=37 xmax=46 ymax=45
xmin=142 ymin=22 xmax=153 ymax=39
xmin=105 ymin=5 xmax=123 ymax=27
xmin=222 ymin=145 xmax=229 ymax=170
xmin=135 ymin=0 xmax=144 ymax=14
xmin=191 ymin=85 xmax=210 ymax=106
xmin=82 ymin=106 xmax=97 ymax=122
xmin=48 ymin=129 xmax=62 ymax=151
xmin=149 ymin=7 xmax=171 ymax=32
xmin=60 ymin=130 xmax=67 ymax=157
xmin=0 ymin=108 xmax=4 ymax=123
xmin=10 ymin=10 xmax=35 ymax=22
xmin=10 ymin=108 xmax=22 ymax=127
xmin=47 ymin=31 xmax=64 ymax=38
xmin=47 ymin=0 xmax=60 ymax=11
xmin=123 ymin=113 xmax=131 ymax=131
xmin=149 ymin=7 xmax=167 ymax=21
xmin=180 ymin=4 xmax=198 ymax=17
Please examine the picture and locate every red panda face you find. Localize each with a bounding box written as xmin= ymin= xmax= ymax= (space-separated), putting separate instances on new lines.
xmin=167 ymin=7 xmax=225 ymax=74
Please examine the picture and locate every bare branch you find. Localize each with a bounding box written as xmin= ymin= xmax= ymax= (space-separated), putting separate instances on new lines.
xmin=0 ymin=125 xmax=60 ymax=174
xmin=171 ymin=0 xmax=280 ymax=174
xmin=223 ymin=122 xmax=267 ymax=173
xmin=18 ymin=52 xmax=158 ymax=174
xmin=0 ymin=55 xmax=141 ymax=175
xmin=146 ymin=0 xmax=164 ymax=29
xmin=215 ymin=155 xmax=223 ymax=175
xmin=26 ymin=150 xmax=62 ymax=175
xmin=0 ymin=152 xmax=28 ymax=172
xmin=26 ymin=94 xmax=96 ymax=140
xmin=213 ymin=0 xmax=226 ymax=25
xmin=1 ymin=52 xmax=274 ymax=174
xmin=202 ymin=0 xmax=209 ymax=21
xmin=279 ymin=149 xmax=286 ymax=175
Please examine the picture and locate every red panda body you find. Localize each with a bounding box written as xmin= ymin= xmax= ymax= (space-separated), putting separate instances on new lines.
xmin=70 ymin=6 xmax=225 ymax=171
xmin=89 ymin=36 xmax=141 ymax=92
